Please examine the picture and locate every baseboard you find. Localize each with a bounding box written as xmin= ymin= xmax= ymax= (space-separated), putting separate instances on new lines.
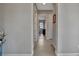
xmin=3 ymin=53 xmax=33 ymax=56
xmin=57 ymin=53 xmax=79 ymax=56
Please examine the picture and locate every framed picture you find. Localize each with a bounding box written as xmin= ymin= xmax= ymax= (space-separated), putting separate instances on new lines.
xmin=53 ymin=14 xmax=56 ymax=24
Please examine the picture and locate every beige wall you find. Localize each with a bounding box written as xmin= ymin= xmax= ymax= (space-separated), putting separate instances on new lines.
xmin=0 ymin=4 xmax=4 ymax=32
xmin=0 ymin=3 xmax=33 ymax=56
xmin=58 ymin=3 xmax=79 ymax=56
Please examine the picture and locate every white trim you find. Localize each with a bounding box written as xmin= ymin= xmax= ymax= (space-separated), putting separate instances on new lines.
xmin=57 ymin=53 xmax=79 ymax=56
xmin=3 ymin=54 xmax=32 ymax=56
xmin=31 ymin=3 xmax=34 ymax=56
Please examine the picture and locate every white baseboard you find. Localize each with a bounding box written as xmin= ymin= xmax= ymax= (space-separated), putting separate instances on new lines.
xmin=3 ymin=53 xmax=32 ymax=56
xmin=57 ymin=53 xmax=79 ymax=56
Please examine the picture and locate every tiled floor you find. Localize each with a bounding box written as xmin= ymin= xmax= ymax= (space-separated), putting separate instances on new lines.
xmin=34 ymin=34 xmax=55 ymax=56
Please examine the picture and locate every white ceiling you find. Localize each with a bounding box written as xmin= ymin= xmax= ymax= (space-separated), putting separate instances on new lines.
xmin=36 ymin=3 xmax=54 ymax=10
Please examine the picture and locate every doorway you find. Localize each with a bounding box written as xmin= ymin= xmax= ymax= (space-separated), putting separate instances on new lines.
xmin=39 ymin=20 xmax=46 ymax=37
xmin=33 ymin=3 xmax=57 ymax=56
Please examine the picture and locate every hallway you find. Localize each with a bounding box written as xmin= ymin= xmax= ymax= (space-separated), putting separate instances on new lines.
xmin=34 ymin=34 xmax=55 ymax=56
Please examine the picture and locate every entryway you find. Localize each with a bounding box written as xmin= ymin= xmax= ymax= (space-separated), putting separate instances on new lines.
xmin=33 ymin=3 xmax=57 ymax=56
